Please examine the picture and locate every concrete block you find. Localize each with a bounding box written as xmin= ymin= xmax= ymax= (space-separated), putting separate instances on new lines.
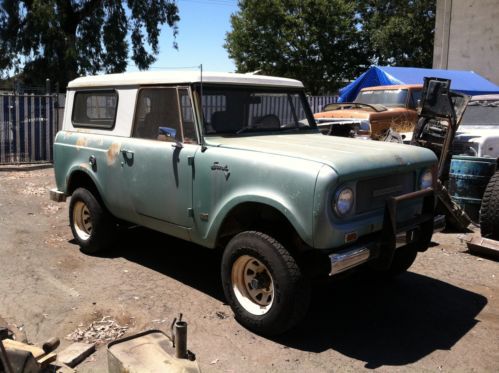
xmin=57 ymin=342 xmax=95 ymax=368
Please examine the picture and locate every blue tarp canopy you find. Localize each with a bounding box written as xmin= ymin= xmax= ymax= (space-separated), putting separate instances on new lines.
xmin=339 ymin=66 xmax=499 ymax=102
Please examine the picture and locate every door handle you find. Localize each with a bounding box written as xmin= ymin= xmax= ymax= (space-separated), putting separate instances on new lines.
xmin=121 ymin=149 xmax=134 ymax=158
xmin=121 ymin=149 xmax=133 ymax=163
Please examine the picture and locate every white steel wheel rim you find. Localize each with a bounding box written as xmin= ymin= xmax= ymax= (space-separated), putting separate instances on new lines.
xmin=231 ymin=255 xmax=274 ymax=315
xmin=73 ymin=200 xmax=92 ymax=241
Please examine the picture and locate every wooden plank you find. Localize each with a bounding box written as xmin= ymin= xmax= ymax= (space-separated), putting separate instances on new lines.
xmin=2 ymin=339 xmax=45 ymax=359
xmin=467 ymin=235 xmax=499 ymax=259
xmin=38 ymin=352 xmax=57 ymax=368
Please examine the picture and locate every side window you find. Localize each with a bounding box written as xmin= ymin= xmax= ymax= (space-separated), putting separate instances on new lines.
xmin=133 ymin=88 xmax=181 ymax=141
xmin=178 ymin=88 xmax=198 ymax=144
xmin=72 ymin=91 xmax=117 ymax=128
xmin=133 ymin=87 xmax=198 ymax=143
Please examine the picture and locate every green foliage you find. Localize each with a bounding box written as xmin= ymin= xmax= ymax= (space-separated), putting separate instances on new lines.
xmin=226 ymin=0 xmax=436 ymax=94
xmin=357 ymin=0 xmax=436 ymax=67
xmin=225 ymin=0 xmax=368 ymax=94
xmin=0 ymin=0 xmax=179 ymax=89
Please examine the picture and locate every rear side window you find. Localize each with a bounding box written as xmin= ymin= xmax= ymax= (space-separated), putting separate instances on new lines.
xmin=72 ymin=91 xmax=118 ymax=129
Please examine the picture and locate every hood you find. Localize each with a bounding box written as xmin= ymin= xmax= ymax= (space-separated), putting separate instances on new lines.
xmin=315 ymin=110 xmax=370 ymax=120
xmin=314 ymin=106 xmax=405 ymax=120
xmin=205 ymin=133 xmax=436 ymax=180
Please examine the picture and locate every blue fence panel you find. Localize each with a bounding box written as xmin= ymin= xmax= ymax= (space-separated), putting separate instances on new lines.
xmin=0 ymin=93 xmax=57 ymax=164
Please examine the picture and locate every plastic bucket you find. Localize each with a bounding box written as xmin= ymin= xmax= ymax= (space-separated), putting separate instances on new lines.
xmin=449 ymin=155 xmax=497 ymax=222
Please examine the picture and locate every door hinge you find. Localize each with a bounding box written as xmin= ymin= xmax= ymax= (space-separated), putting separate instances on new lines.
xmin=187 ymin=208 xmax=194 ymax=217
xmin=188 ymin=156 xmax=194 ymax=166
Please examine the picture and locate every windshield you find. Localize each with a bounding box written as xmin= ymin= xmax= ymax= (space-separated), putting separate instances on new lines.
xmin=461 ymin=100 xmax=499 ymax=126
xmin=199 ymin=86 xmax=315 ymax=135
xmin=354 ymin=89 xmax=408 ymax=107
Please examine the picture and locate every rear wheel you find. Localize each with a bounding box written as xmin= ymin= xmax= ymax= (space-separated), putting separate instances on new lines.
xmin=221 ymin=231 xmax=310 ymax=336
xmin=69 ymin=187 xmax=115 ymax=254
xmin=480 ymin=171 xmax=499 ymax=240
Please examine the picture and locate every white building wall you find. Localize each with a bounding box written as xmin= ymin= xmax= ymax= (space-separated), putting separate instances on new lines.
xmin=433 ymin=0 xmax=499 ymax=84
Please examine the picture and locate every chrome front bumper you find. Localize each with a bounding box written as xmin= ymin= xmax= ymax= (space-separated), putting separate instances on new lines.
xmin=328 ymin=188 xmax=437 ymax=276
xmin=49 ymin=188 xmax=67 ymax=202
xmin=328 ymin=217 xmax=443 ymax=276
xmin=329 ymin=244 xmax=373 ymax=275
xmin=328 ymin=228 xmax=419 ymax=276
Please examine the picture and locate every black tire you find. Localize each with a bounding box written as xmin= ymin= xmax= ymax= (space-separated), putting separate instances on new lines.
xmin=480 ymin=171 xmax=499 ymax=240
xmin=372 ymin=245 xmax=419 ymax=278
xmin=387 ymin=245 xmax=418 ymax=276
xmin=221 ymin=231 xmax=310 ymax=336
xmin=69 ymin=187 xmax=115 ymax=254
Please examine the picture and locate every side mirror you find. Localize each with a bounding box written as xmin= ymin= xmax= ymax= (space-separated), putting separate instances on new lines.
xmin=419 ymin=77 xmax=454 ymax=119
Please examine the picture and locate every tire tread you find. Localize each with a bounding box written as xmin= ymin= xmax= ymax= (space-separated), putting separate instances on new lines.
xmin=222 ymin=231 xmax=310 ymax=336
xmin=69 ymin=187 xmax=115 ymax=254
xmin=480 ymin=171 xmax=499 ymax=240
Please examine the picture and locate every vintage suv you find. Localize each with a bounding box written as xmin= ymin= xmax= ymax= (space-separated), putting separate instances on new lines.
xmin=50 ymin=71 xmax=437 ymax=336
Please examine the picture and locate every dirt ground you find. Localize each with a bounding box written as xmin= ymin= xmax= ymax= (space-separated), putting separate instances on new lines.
xmin=0 ymin=167 xmax=497 ymax=372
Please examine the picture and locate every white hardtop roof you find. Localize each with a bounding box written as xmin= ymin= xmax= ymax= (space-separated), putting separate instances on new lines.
xmin=67 ymin=71 xmax=304 ymax=89
xmin=470 ymin=94 xmax=499 ymax=101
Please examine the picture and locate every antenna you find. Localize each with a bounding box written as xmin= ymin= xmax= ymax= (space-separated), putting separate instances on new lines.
xmin=200 ymin=63 xmax=203 ymax=107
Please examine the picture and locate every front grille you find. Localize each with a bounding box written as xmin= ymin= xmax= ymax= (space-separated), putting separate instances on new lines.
xmin=356 ymin=173 xmax=415 ymax=213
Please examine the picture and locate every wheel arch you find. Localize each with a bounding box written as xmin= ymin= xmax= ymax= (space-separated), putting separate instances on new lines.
xmin=213 ymin=200 xmax=311 ymax=253
xmin=66 ymin=167 xmax=105 ymax=206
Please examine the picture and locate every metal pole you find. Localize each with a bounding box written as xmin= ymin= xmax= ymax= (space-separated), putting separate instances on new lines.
xmin=174 ymin=321 xmax=187 ymax=359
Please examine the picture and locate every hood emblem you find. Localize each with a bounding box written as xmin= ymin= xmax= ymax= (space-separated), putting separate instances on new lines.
xmin=211 ymin=162 xmax=230 ymax=180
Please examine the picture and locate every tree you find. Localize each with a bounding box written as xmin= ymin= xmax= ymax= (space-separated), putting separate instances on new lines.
xmin=225 ymin=0 xmax=436 ymax=94
xmin=357 ymin=0 xmax=436 ymax=67
xmin=0 ymin=0 xmax=180 ymax=89
xmin=225 ymin=0 xmax=368 ymax=94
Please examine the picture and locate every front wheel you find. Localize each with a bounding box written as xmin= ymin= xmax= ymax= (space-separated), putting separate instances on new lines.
xmin=221 ymin=231 xmax=310 ymax=336
xmin=372 ymin=244 xmax=419 ymax=277
xmin=69 ymin=187 xmax=115 ymax=254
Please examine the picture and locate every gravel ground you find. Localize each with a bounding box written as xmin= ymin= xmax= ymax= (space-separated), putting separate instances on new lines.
xmin=0 ymin=167 xmax=497 ymax=372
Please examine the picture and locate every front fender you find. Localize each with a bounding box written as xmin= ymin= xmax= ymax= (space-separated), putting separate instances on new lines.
xmin=201 ymin=192 xmax=313 ymax=248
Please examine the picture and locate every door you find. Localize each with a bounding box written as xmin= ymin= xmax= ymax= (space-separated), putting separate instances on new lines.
xmin=120 ymin=87 xmax=199 ymax=228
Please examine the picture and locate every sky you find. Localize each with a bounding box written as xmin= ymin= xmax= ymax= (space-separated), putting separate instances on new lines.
xmin=127 ymin=0 xmax=239 ymax=73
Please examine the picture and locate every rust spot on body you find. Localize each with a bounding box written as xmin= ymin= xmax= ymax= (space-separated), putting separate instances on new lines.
xmin=107 ymin=143 xmax=121 ymax=165
xmin=76 ymin=137 xmax=88 ymax=148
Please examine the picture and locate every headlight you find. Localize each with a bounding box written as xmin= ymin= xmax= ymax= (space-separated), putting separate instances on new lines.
xmin=419 ymin=168 xmax=433 ymax=189
xmin=334 ymin=187 xmax=354 ymax=216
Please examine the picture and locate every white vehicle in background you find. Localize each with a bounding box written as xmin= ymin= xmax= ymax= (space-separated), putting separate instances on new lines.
xmin=451 ymin=94 xmax=499 ymax=241
xmin=452 ymin=95 xmax=499 ymax=158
